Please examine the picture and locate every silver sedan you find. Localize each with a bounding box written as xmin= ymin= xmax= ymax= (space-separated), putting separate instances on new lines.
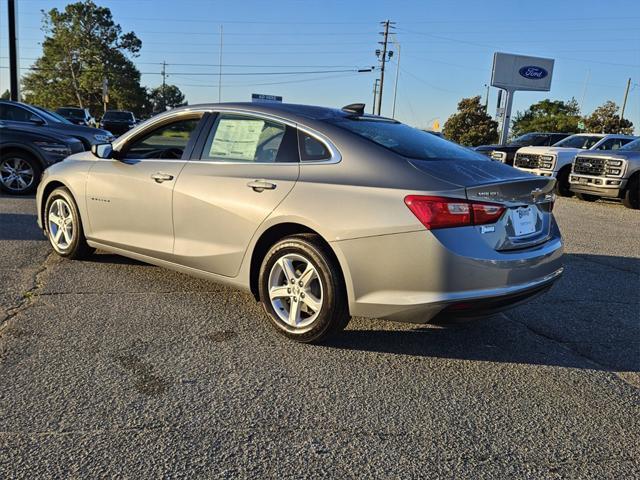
xmin=36 ymin=102 xmax=563 ymax=343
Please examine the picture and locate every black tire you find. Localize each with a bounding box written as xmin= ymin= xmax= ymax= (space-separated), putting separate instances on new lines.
xmin=44 ymin=187 xmax=95 ymax=259
xmin=575 ymin=193 xmax=599 ymax=202
xmin=622 ymin=175 xmax=640 ymax=209
xmin=554 ymin=167 xmax=573 ymax=197
xmin=258 ymin=234 xmax=350 ymax=343
xmin=0 ymin=152 xmax=42 ymax=195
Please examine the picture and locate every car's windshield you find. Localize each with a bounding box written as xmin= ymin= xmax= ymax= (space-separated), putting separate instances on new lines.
xmin=619 ymin=138 xmax=640 ymax=151
xmin=328 ymin=117 xmax=486 ymax=161
xmin=510 ymin=133 xmax=540 ymax=145
xmin=31 ymin=106 xmax=72 ymax=124
xmin=104 ymin=111 xmax=134 ymax=121
xmin=57 ymin=108 xmax=85 ymax=119
xmin=553 ymin=135 xmax=602 ymax=149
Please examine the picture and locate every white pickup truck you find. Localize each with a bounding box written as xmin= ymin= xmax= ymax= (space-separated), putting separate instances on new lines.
xmin=512 ymin=134 xmax=636 ymax=196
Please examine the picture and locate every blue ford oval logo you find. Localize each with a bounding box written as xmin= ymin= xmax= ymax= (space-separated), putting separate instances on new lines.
xmin=519 ymin=66 xmax=548 ymax=80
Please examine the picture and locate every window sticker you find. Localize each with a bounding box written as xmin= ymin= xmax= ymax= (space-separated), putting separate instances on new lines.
xmin=209 ymin=118 xmax=265 ymax=161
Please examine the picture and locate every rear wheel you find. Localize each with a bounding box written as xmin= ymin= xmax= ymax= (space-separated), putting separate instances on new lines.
xmin=44 ymin=187 xmax=94 ymax=259
xmin=622 ymin=175 xmax=639 ymax=209
xmin=554 ymin=167 xmax=573 ymax=197
xmin=0 ymin=152 xmax=41 ymax=195
xmin=575 ymin=193 xmax=599 ymax=202
xmin=258 ymin=234 xmax=350 ymax=343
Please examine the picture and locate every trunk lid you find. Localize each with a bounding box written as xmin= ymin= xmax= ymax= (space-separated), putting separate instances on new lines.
xmin=409 ymin=159 xmax=556 ymax=251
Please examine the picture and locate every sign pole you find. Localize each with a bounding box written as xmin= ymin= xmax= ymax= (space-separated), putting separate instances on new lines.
xmin=499 ymin=88 xmax=514 ymax=145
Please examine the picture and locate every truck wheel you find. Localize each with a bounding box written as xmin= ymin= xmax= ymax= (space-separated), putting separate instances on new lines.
xmin=554 ymin=167 xmax=573 ymax=197
xmin=622 ymin=175 xmax=639 ymax=209
xmin=575 ymin=193 xmax=599 ymax=202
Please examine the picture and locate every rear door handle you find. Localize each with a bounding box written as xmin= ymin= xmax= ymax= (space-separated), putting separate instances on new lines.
xmin=247 ymin=180 xmax=276 ymax=192
xmin=151 ymin=172 xmax=174 ymax=183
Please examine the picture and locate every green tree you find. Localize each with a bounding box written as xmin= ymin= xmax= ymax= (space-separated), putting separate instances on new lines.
xmin=583 ymin=100 xmax=633 ymax=135
xmin=149 ymin=84 xmax=187 ymax=112
xmin=511 ymin=99 xmax=581 ymax=137
xmin=443 ymin=96 xmax=498 ymax=146
xmin=0 ymin=89 xmax=10 ymax=100
xmin=22 ymin=0 xmax=147 ymax=117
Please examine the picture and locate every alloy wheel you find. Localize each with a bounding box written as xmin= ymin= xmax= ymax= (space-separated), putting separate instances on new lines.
xmin=48 ymin=198 xmax=74 ymax=251
xmin=0 ymin=157 xmax=35 ymax=192
xmin=267 ymin=253 xmax=324 ymax=330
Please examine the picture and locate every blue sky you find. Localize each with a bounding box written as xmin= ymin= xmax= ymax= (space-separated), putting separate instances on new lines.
xmin=1 ymin=0 xmax=639 ymax=132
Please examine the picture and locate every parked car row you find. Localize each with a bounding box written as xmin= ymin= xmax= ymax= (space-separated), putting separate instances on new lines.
xmin=0 ymin=100 xmax=139 ymax=194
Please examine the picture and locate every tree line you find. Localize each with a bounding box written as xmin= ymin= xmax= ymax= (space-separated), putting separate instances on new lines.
xmin=17 ymin=0 xmax=185 ymax=118
xmin=443 ymin=95 xmax=634 ymax=146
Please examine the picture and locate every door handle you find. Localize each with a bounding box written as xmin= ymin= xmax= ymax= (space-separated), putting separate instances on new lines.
xmin=247 ymin=180 xmax=277 ymax=192
xmin=151 ymin=172 xmax=174 ymax=183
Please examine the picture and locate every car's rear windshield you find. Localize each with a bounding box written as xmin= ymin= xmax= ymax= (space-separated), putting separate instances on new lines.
xmin=58 ymin=108 xmax=84 ymax=118
xmin=327 ymin=117 xmax=485 ymax=161
xmin=619 ymin=138 xmax=640 ymax=152
xmin=553 ymin=135 xmax=602 ymax=149
xmin=104 ymin=111 xmax=133 ymax=121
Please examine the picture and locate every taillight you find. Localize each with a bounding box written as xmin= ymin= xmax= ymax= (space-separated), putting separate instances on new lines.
xmin=404 ymin=195 xmax=505 ymax=230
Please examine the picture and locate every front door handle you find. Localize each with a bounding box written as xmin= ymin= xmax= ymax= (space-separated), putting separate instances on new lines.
xmin=151 ymin=172 xmax=174 ymax=183
xmin=247 ymin=180 xmax=276 ymax=192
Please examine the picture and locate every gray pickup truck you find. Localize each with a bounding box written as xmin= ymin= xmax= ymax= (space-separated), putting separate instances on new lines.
xmin=569 ymin=137 xmax=640 ymax=209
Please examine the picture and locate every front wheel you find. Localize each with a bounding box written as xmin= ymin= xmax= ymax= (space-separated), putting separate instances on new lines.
xmin=0 ymin=153 xmax=41 ymax=195
xmin=554 ymin=168 xmax=573 ymax=197
xmin=258 ymin=234 xmax=350 ymax=343
xmin=44 ymin=187 xmax=95 ymax=259
xmin=622 ymin=176 xmax=639 ymax=209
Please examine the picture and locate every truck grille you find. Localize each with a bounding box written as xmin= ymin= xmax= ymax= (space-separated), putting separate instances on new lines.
xmin=573 ymin=156 xmax=606 ymax=176
xmin=514 ymin=153 xmax=541 ymax=169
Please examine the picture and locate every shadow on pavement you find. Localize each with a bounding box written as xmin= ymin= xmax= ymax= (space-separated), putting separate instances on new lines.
xmin=0 ymin=213 xmax=44 ymax=241
xmin=328 ymin=253 xmax=639 ymax=373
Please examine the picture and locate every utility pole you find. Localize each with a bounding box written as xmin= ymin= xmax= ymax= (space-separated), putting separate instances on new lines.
xmin=7 ymin=0 xmax=20 ymax=101
xmin=372 ymin=78 xmax=380 ymax=114
xmin=161 ymin=61 xmax=167 ymax=111
xmin=375 ymin=19 xmax=395 ymax=116
xmin=620 ymin=77 xmax=631 ymax=122
xmin=218 ymin=24 xmax=223 ymax=103
xmin=484 ymin=84 xmax=490 ymax=112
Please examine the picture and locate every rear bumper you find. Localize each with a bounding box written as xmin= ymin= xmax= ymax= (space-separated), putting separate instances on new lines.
xmin=332 ymin=221 xmax=563 ymax=324
xmin=569 ymin=174 xmax=626 ymax=198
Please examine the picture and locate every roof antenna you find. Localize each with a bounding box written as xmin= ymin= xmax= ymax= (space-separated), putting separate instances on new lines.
xmin=342 ymin=103 xmax=365 ymax=115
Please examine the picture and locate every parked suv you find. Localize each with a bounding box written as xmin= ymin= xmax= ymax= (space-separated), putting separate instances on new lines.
xmin=569 ymin=137 xmax=640 ymax=209
xmin=56 ymin=107 xmax=96 ymax=127
xmin=0 ymin=123 xmax=84 ymax=194
xmin=0 ymin=100 xmax=114 ymax=149
xmin=513 ymin=134 xmax=636 ymax=196
xmin=100 ymin=110 xmax=137 ymax=135
xmin=475 ymin=132 xmax=571 ymax=165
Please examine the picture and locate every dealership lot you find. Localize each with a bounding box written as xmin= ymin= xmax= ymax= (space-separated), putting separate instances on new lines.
xmin=0 ymin=195 xmax=638 ymax=477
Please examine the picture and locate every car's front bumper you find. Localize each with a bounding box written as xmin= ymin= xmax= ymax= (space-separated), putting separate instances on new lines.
xmin=569 ymin=173 xmax=627 ymax=198
xmin=332 ymin=223 xmax=563 ymax=323
xmin=513 ymin=167 xmax=556 ymax=178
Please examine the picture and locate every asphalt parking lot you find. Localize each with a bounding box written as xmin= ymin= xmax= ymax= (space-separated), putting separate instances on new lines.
xmin=0 ymin=194 xmax=638 ymax=478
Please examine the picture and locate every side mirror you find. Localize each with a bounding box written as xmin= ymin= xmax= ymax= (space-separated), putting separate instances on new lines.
xmin=91 ymin=143 xmax=114 ymax=159
xmin=29 ymin=115 xmax=45 ymax=126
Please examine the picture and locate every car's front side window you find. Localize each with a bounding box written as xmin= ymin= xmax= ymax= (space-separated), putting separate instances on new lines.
xmin=201 ymin=114 xmax=298 ymax=163
xmin=122 ymin=116 xmax=202 ymax=160
xmin=0 ymin=104 xmax=38 ymax=123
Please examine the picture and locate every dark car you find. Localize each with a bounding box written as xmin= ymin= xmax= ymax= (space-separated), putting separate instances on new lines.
xmin=0 ymin=100 xmax=114 ymax=149
xmin=100 ymin=110 xmax=137 ymax=135
xmin=56 ymin=107 xmax=96 ymax=127
xmin=475 ymin=132 xmax=571 ymax=165
xmin=0 ymin=122 xmax=84 ymax=194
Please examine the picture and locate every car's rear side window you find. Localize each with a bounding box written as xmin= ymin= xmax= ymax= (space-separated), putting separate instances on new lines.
xmin=328 ymin=118 xmax=485 ymax=161
xmin=298 ymin=131 xmax=331 ymax=161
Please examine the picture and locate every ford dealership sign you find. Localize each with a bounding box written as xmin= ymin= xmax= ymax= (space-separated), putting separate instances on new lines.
xmin=491 ymin=52 xmax=554 ymax=92
xmin=518 ymin=66 xmax=548 ymax=80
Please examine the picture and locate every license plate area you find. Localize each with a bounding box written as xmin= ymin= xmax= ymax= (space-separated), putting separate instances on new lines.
xmin=510 ymin=206 xmax=537 ymax=236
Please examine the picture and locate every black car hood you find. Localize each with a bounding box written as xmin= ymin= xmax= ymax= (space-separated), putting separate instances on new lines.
xmin=45 ymin=122 xmax=111 ymax=137
xmin=408 ymin=158 xmax=533 ymax=188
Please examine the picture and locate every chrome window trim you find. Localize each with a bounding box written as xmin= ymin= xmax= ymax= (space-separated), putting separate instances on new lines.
xmin=111 ymin=107 xmax=342 ymax=166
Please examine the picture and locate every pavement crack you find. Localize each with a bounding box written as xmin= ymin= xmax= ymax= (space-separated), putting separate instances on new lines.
xmin=0 ymin=251 xmax=55 ymax=332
